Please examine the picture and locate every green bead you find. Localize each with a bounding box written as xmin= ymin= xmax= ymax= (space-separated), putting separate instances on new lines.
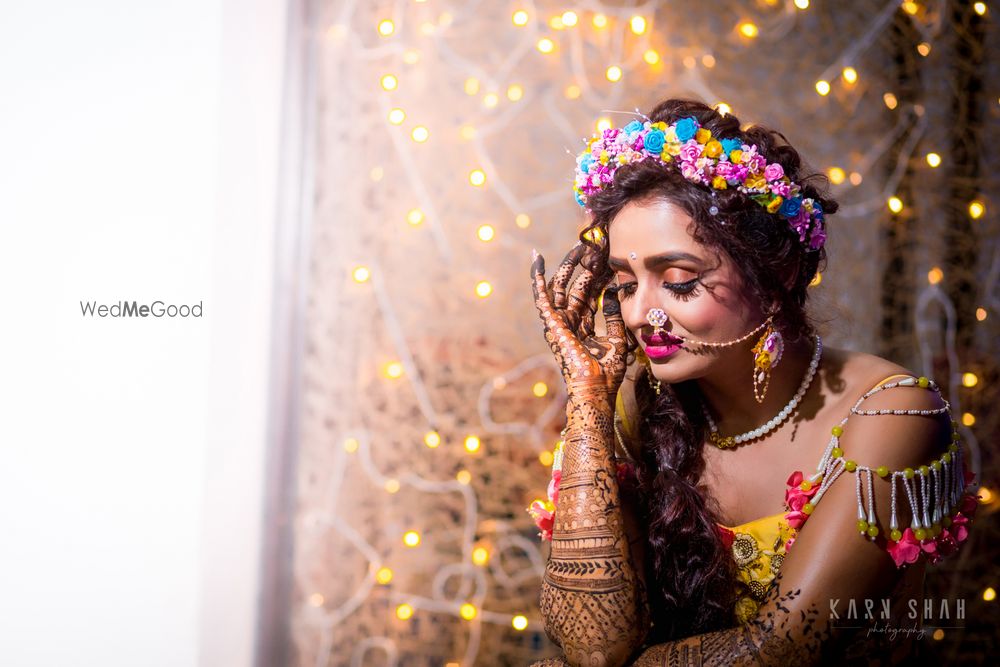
xmin=857 ymin=519 xmax=869 ymax=532
xmin=931 ymin=461 xmax=942 ymax=472
xmin=917 ymin=376 xmax=929 ymax=388
xmin=876 ymin=466 xmax=889 ymax=478
xmin=919 ymin=465 xmax=930 ymax=476
xmin=903 ymin=467 xmax=915 ymax=479
xmin=943 ymin=516 xmax=952 ymax=527
xmin=845 ymin=460 xmax=857 ymax=472
xmin=943 ymin=453 xmax=952 ymax=464
xmin=931 ymin=524 xmax=942 ymax=537
xmin=914 ymin=528 xmax=927 ymax=541
xmin=890 ymin=529 xmax=902 ymax=542
xmin=831 ymin=425 xmax=844 ymax=437
xmin=949 ymin=443 xmax=959 ymax=453
xmin=867 ymin=525 xmax=880 ymax=538
xmin=831 ymin=447 xmax=843 ymax=458
xmin=802 ymin=503 xmax=814 ymax=515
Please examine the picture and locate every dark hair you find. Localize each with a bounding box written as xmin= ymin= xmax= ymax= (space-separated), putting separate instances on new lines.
xmin=578 ymin=98 xmax=839 ymax=641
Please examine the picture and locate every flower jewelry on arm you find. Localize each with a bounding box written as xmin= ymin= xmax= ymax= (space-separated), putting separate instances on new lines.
xmin=573 ymin=116 xmax=828 ymax=251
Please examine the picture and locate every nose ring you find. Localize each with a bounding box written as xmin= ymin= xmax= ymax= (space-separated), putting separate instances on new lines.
xmin=646 ymin=308 xmax=669 ymax=335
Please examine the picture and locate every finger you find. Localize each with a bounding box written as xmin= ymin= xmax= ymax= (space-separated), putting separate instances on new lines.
xmin=566 ymin=265 xmax=595 ymax=324
xmin=549 ymin=241 xmax=586 ymax=310
xmin=601 ymin=286 xmax=628 ymax=355
xmin=531 ymin=251 xmax=569 ymax=363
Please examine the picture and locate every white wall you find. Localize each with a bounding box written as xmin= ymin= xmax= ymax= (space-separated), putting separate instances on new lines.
xmin=0 ymin=2 xmax=287 ymax=666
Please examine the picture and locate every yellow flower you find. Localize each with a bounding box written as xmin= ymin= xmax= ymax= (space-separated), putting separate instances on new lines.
xmin=652 ymin=121 xmax=667 ymax=131
xmin=666 ymin=141 xmax=682 ymax=156
xmin=663 ymin=126 xmax=678 ymax=143
xmin=745 ymin=173 xmax=766 ymax=190
xmin=767 ymin=196 xmax=784 ymax=213
xmin=704 ymin=140 xmax=723 ymax=158
xmin=695 ymin=128 xmax=712 ymax=144
xmin=735 ymin=596 xmax=759 ymax=624
xmin=730 ymin=149 xmax=743 ymax=163
xmin=588 ymin=137 xmax=601 ymax=149
xmin=618 ymin=154 xmax=629 ymax=165
xmin=660 ymin=151 xmax=673 ymax=163
xmin=600 ymin=150 xmax=609 ymax=165
xmin=712 ymin=175 xmax=728 ymax=190
xmin=755 ymin=351 xmax=771 ymax=370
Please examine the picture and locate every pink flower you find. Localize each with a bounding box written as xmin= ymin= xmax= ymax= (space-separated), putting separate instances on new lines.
xmin=785 ymin=510 xmax=810 ymax=530
xmin=547 ymin=469 xmax=561 ymax=506
xmin=935 ymin=529 xmax=958 ymax=558
xmin=680 ymin=162 xmax=700 ymax=181
xmin=784 ymin=471 xmax=819 ymax=511
xmin=959 ymin=493 xmax=979 ymax=518
xmin=771 ymin=181 xmax=791 ymax=197
xmin=764 ymin=163 xmax=784 ymax=181
xmin=784 ymin=534 xmax=797 ymax=552
xmin=887 ymin=528 xmax=922 ymax=568
xmin=748 ymin=154 xmax=767 ymax=174
xmin=528 ymin=500 xmax=554 ymax=541
xmin=963 ymin=469 xmax=977 ymax=488
xmin=950 ymin=513 xmax=970 ymax=543
xmin=680 ymin=139 xmax=702 ymax=163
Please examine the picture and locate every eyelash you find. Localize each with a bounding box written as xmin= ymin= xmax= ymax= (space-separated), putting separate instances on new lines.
xmin=614 ymin=279 xmax=702 ymax=302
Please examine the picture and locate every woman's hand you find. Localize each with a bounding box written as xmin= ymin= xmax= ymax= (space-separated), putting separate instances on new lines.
xmin=530 ymin=241 xmax=630 ymax=409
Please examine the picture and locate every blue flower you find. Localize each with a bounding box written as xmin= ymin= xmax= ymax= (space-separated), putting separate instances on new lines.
xmin=623 ymin=120 xmax=644 ymax=136
xmin=575 ymin=191 xmax=586 ymax=206
xmin=779 ymin=196 xmax=803 ymax=217
xmin=643 ymin=129 xmax=666 ymax=154
xmin=580 ymin=154 xmax=594 ymax=174
xmin=674 ymin=117 xmax=699 ymax=142
xmin=721 ymin=137 xmax=742 ymax=156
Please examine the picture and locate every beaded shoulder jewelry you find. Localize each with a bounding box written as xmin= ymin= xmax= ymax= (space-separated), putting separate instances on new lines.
xmin=783 ymin=375 xmax=979 ymax=568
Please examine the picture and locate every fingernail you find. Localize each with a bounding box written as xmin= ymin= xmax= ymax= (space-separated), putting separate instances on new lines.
xmin=532 ymin=248 xmax=538 ymax=260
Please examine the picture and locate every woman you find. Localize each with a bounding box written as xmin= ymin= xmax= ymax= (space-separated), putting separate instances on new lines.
xmin=526 ymin=98 xmax=978 ymax=666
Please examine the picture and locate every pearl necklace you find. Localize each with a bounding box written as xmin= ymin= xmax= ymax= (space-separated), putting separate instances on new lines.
xmin=702 ymin=335 xmax=823 ymax=449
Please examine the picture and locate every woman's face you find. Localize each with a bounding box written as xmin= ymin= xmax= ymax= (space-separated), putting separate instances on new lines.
xmin=607 ymin=198 xmax=765 ymax=384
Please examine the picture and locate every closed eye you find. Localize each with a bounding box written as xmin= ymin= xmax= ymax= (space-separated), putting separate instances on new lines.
xmin=614 ymin=279 xmax=702 ymax=301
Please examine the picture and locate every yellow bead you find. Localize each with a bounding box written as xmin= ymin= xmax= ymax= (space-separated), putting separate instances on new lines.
xmin=914 ymin=528 xmax=927 ymax=541
xmin=831 ymin=425 xmax=844 ymax=437
xmin=949 ymin=443 xmax=959 ymax=453
xmin=845 ymin=460 xmax=857 ymax=472
xmin=876 ymin=466 xmax=889 ymax=478
xmin=919 ymin=465 xmax=929 ymax=476
xmin=903 ymin=467 xmax=915 ymax=479
xmin=917 ymin=376 xmax=929 ymax=388
xmin=867 ymin=525 xmax=880 ymax=538
xmin=857 ymin=519 xmax=868 ymax=532
xmin=950 ymin=419 xmax=958 ymax=428
xmin=953 ymin=432 xmax=961 ymax=442
xmin=802 ymin=503 xmax=814 ymax=514
xmin=800 ymin=480 xmax=812 ymax=491
xmin=943 ymin=453 xmax=952 ymax=464
xmin=931 ymin=461 xmax=942 ymax=472
xmin=931 ymin=524 xmax=942 ymax=537
xmin=890 ymin=529 xmax=902 ymax=541
xmin=942 ymin=516 xmax=952 ymax=527
xmin=831 ymin=447 xmax=843 ymax=458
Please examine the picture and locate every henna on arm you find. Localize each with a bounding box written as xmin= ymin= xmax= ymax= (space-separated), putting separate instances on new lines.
xmin=531 ymin=245 xmax=651 ymax=667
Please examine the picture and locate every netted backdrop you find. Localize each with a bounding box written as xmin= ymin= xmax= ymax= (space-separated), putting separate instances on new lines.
xmin=274 ymin=1 xmax=999 ymax=665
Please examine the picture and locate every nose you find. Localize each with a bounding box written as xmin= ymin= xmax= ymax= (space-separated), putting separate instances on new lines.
xmin=620 ymin=279 xmax=664 ymax=335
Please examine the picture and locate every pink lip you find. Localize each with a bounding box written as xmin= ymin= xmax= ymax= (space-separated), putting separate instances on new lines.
xmin=642 ymin=333 xmax=683 ymax=346
xmin=645 ymin=342 xmax=682 ymax=359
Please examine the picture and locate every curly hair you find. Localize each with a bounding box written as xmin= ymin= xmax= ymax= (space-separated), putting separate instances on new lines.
xmin=577 ymin=98 xmax=839 ymax=642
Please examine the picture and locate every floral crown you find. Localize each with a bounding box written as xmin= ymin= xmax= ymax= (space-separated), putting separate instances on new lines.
xmin=573 ymin=115 xmax=827 ymax=251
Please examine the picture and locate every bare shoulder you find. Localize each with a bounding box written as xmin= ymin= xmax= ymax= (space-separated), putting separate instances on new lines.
xmin=821 ymin=346 xmax=951 ymax=470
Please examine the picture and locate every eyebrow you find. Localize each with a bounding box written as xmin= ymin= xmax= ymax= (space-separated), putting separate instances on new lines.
xmin=608 ymin=251 xmax=703 ymax=271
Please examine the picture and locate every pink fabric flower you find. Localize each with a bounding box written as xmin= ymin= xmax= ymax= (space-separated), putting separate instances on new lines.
xmin=959 ymin=492 xmax=979 ymax=518
xmin=886 ymin=528 xmax=922 ymax=568
xmin=680 ymin=162 xmax=700 ymax=181
xmin=783 ymin=471 xmax=819 ymax=530
xmin=679 ymin=139 xmax=702 ymax=163
xmin=935 ymin=529 xmax=958 ymax=558
xmin=764 ymin=163 xmax=784 ymax=181
xmin=546 ymin=469 xmax=561 ymax=506
xmin=784 ymin=510 xmax=810 ymax=530
xmin=528 ymin=500 xmax=554 ymax=541
xmin=950 ymin=513 xmax=970 ymax=543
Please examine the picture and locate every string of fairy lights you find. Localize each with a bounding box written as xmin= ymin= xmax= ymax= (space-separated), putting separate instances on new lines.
xmin=299 ymin=1 xmax=997 ymax=664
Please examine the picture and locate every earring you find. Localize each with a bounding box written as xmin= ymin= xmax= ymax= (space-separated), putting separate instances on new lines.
xmin=751 ymin=317 xmax=783 ymax=403
xmin=635 ymin=347 xmax=662 ymax=395
xmin=646 ymin=307 xmax=669 ymax=336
